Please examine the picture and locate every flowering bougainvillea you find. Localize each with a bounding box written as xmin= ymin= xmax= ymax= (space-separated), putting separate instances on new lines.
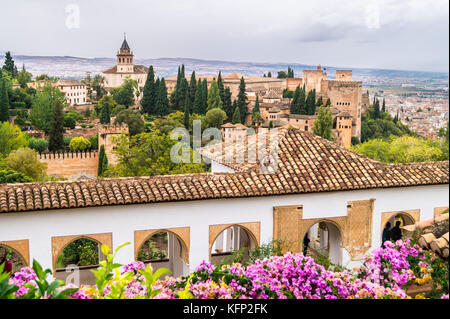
xmin=2 ymin=240 xmax=447 ymax=299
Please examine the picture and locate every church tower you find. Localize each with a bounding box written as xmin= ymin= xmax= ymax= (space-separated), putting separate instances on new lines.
xmin=116 ymin=34 xmax=134 ymax=73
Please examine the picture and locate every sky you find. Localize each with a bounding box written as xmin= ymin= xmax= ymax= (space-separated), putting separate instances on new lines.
xmin=0 ymin=0 xmax=448 ymax=72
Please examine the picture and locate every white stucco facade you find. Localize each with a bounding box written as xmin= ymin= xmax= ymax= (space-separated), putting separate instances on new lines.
xmin=0 ymin=183 xmax=448 ymax=274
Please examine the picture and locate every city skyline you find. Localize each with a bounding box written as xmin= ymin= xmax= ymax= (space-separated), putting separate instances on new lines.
xmin=0 ymin=0 xmax=448 ymax=73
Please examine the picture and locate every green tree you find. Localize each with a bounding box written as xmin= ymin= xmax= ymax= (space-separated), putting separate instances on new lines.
xmin=64 ymin=116 xmax=76 ymax=129
xmin=92 ymin=74 xmax=106 ymax=100
xmin=316 ymin=96 xmax=323 ymax=107
xmin=352 ymin=136 xmax=445 ymax=163
xmin=184 ymin=94 xmax=191 ymax=129
xmin=373 ymin=98 xmax=381 ymax=119
xmin=0 ymin=122 xmax=29 ymax=157
xmin=205 ymin=107 xmax=227 ymax=129
xmin=5 ymin=147 xmax=47 ymax=181
xmin=232 ymin=107 xmax=241 ymax=124
xmin=189 ymin=71 xmax=197 ymax=105
xmin=141 ymin=66 xmax=156 ymax=115
xmin=97 ymin=145 xmax=108 ymax=177
xmin=48 ymin=100 xmax=65 ymax=152
xmin=306 ymin=89 xmax=316 ymax=115
xmin=69 ymin=137 xmax=91 ymax=151
xmin=193 ymin=78 xmax=205 ymax=115
xmin=114 ymin=109 xmax=144 ymax=136
xmin=111 ymin=78 xmax=138 ymax=107
xmin=175 ymin=78 xmax=189 ymax=112
xmin=325 ymin=98 xmax=331 ymax=107
xmin=28 ymin=138 xmax=48 ymax=153
xmin=17 ymin=65 xmax=32 ymax=89
xmin=0 ymin=79 xmax=9 ymax=122
xmin=267 ymin=72 xmax=272 ymax=78
xmin=30 ymin=82 xmax=66 ymax=133
xmin=222 ymin=87 xmax=233 ymax=120
xmin=298 ymin=87 xmax=307 ymax=114
xmin=287 ymin=67 xmax=294 ymax=78
xmin=0 ymin=166 xmax=32 ymax=184
xmin=277 ymin=71 xmax=287 ymax=79
xmin=207 ymin=80 xmax=222 ymax=111
xmin=100 ymin=99 xmax=111 ymax=124
xmin=108 ymin=131 xmax=205 ymax=177
xmin=312 ymin=105 xmax=333 ymax=141
xmin=2 ymin=52 xmax=17 ymax=78
xmin=155 ymin=78 xmax=169 ymax=116
xmin=252 ymin=96 xmax=261 ymax=124
xmin=236 ymin=77 xmax=248 ymax=123
xmin=382 ymin=98 xmax=386 ymax=113
xmin=290 ymin=86 xmax=301 ymax=114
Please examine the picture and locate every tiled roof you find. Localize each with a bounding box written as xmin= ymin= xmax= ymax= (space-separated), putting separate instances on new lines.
xmin=103 ymin=65 xmax=148 ymax=74
xmin=0 ymin=128 xmax=448 ymax=213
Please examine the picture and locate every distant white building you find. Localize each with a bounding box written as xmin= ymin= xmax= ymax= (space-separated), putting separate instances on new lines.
xmin=56 ymin=80 xmax=87 ymax=106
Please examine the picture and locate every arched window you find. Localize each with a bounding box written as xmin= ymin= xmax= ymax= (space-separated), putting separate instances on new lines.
xmin=210 ymin=225 xmax=257 ymax=266
xmin=0 ymin=245 xmax=27 ymax=274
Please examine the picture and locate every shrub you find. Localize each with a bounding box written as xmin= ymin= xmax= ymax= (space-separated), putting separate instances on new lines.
xmin=5 ymin=147 xmax=47 ymax=182
xmin=89 ymin=135 xmax=98 ymax=150
xmin=63 ymin=116 xmax=76 ymax=129
xmin=69 ymin=137 xmax=91 ymax=151
xmin=0 ymin=167 xmax=32 ymax=184
xmin=28 ymin=138 xmax=48 ymax=153
xmin=63 ymin=136 xmax=72 ymax=147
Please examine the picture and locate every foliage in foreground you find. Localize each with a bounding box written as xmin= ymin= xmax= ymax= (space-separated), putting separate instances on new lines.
xmin=1 ymin=240 xmax=448 ymax=299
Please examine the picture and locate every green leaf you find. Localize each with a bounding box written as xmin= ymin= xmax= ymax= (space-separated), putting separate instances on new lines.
xmin=101 ymin=244 xmax=110 ymax=256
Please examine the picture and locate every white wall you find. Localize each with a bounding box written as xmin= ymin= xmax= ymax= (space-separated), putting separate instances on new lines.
xmin=0 ymin=184 xmax=447 ymax=274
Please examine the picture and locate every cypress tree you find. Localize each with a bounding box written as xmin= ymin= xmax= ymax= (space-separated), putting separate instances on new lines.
xmin=141 ymin=66 xmax=156 ymax=115
xmin=232 ymin=106 xmax=241 ymax=124
xmin=382 ymin=98 xmax=386 ymax=113
xmin=100 ymin=100 xmax=111 ymax=124
xmin=236 ymin=77 xmax=248 ymax=124
xmin=181 ymin=64 xmax=185 ymax=79
xmin=373 ymin=99 xmax=381 ymax=119
xmin=156 ymin=78 xmax=169 ymax=116
xmin=48 ymin=100 xmax=65 ymax=152
xmin=0 ymin=79 xmax=10 ymax=122
xmin=290 ymin=86 xmax=301 ymax=114
xmin=325 ymin=98 xmax=331 ymax=107
xmin=298 ymin=86 xmax=307 ymax=115
xmin=189 ymin=71 xmax=197 ymax=106
xmin=98 ymin=145 xmax=108 ymax=177
xmin=316 ymin=96 xmax=323 ymax=107
xmin=193 ymin=79 xmax=204 ymax=115
xmin=268 ymin=72 xmax=272 ymax=78
xmin=201 ymin=79 xmax=208 ymax=114
xmin=2 ymin=52 xmax=16 ymax=77
xmin=306 ymin=89 xmax=316 ymax=115
xmin=252 ymin=96 xmax=261 ymax=124
xmin=222 ymin=87 xmax=233 ymax=120
xmin=217 ymin=71 xmax=225 ymax=104
xmin=177 ymin=78 xmax=189 ymax=111
xmin=207 ymin=80 xmax=222 ymax=111
xmin=184 ymin=94 xmax=191 ymax=129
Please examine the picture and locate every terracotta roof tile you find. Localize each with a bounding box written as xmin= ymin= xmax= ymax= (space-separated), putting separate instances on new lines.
xmin=0 ymin=128 xmax=448 ymax=214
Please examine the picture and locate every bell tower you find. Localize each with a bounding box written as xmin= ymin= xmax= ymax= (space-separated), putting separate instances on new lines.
xmin=116 ymin=34 xmax=134 ymax=73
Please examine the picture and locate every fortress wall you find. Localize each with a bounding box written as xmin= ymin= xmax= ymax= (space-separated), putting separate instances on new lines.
xmin=326 ymin=81 xmax=362 ymax=138
xmin=39 ymin=151 xmax=98 ymax=178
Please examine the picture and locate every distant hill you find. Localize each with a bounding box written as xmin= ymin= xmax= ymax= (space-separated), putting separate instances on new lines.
xmin=1 ymin=54 xmax=448 ymax=86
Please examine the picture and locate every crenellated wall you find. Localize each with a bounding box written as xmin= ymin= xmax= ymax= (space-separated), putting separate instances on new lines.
xmin=39 ymin=151 xmax=98 ymax=179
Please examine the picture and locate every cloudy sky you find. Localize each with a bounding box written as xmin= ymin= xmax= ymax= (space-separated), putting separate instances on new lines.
xmin=1 ymin=0 xmax=448 ymax=72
